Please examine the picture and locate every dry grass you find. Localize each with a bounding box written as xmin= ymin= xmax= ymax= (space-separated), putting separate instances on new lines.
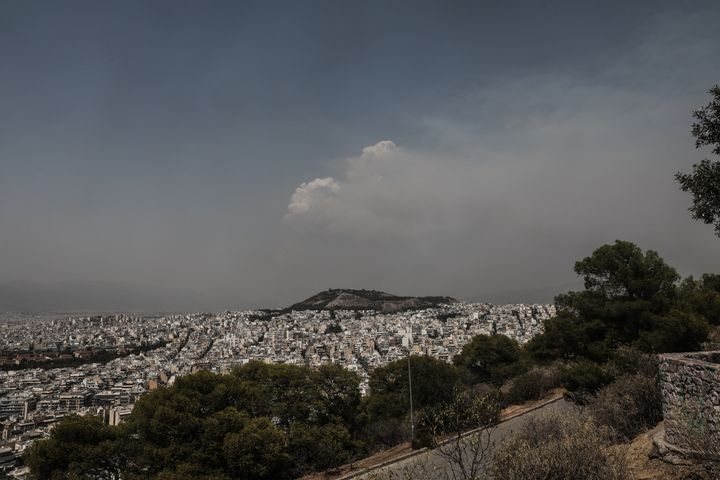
xmin=488 ymin=411 xmax=628 ymax=480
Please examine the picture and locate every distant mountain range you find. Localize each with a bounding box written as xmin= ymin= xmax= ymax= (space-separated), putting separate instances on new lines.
xmin=285 ymin=289 xmax=456 ymax=313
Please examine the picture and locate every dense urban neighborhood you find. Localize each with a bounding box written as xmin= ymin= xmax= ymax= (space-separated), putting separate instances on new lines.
xmin=0 ymin=302 xmax=554 ymax=477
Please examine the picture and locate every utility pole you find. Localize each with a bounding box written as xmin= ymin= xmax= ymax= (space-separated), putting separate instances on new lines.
xmin=407 ymin=323 xmax=415 ymax=444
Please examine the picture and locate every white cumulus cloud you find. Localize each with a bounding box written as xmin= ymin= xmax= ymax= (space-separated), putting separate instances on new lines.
xmin=361 ymin=140 xmax=397 ymax=157
xmin=286 ymin=177 xmax=340 ymax=216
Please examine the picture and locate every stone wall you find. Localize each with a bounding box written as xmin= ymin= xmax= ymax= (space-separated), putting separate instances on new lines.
xmin=659 ymin=351 xmax=720 ymax=449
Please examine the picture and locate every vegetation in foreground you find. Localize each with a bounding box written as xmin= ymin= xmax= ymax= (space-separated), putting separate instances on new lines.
xmin=489 ymin=412 xmax=629 ymax=480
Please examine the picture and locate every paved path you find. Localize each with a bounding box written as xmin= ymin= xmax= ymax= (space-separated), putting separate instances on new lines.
xmin=354 ymin=398 xmax=575 ymax=479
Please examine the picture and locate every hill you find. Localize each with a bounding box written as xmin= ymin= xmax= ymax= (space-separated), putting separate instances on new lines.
xmin=285 ymin=289 xmax=456 ymax=313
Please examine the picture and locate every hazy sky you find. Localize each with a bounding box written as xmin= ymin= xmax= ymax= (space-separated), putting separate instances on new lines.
xmin=1 ymin=1 xmax=720 ymax=310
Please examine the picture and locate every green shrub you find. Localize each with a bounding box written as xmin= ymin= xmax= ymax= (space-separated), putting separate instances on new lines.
xmin=501 ymin=365 xmax=562 ymax=405
xmin=560 ymin=359 xmax=612 ymax=394
xmin=453 ymin=334 xmax=527 ymax=385
xmin=288 ymin=422 xmax=356 ymax=474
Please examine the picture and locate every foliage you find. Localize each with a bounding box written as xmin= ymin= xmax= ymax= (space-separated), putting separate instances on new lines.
xmin=527 ymin=240 xmax=710 ymax=365
xmin=222 ymin=417 xmax=291 ymax=480
xmin=416 ymin=388 xmax=501 ymax=480
xmin=417 ymin=388 xmax=501 ymax=445
xmin=453 ymin=334 xmax=527 ymax=385
xmin=676 ymin=85 xmax=720 ymax=236
xmin=501 ymin=365 xmax=562 ymax=405
xmin=288 ymin=422 xmax=356 ymax=474
xmin=325 ymin=323 xmax=343 ymax=334
xmin=607 ymin=345 xmax=659 ymax=377
xmin=489 ymin=412 xmax=629 ymax=480
xmin=680 ymin=274 xmax=720 ymax=326
xmin=29 ymin=362 xmax=364 ymax=479
xmin=0 ymin=341 xmax=168 ymax=372
xmin=587 ymin=373 xmax=663 ymax=442
xmin=24 ymin=415 xmax=125 ymax=480
xmin=363 ymin=355 xmax=462 ymax=448
xmin=560 ymin=359 xmax=612 ymax=394
xmin=366 ymin=355 xmax=461 ymax=420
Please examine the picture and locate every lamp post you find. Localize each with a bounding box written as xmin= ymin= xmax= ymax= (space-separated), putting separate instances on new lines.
xmin=407 ymin=352 xmax=415 ymax=444
xmin=407 ymin=324 xmax=415 ymax=444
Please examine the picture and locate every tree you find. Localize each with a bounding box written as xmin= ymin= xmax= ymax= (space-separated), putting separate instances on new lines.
xmin=222 ymin=417 xmax=291 ymax=480
xmin=416 ymin=388 xmax=501 ymax=480
xmin=363 ymin=356 xmax=461 ymax=448
xmin=314 ymin=363 xmax=362 ymax=427
xmin=570 ymin=240 xmax=679 ymax=304
xmin=368 ymin=389 xmax=501 ymax=480
xmin=453 ymin=334 xmax=526 ymax=385
xmin=24 ymin=415 xmax=123 ymax=480
xmin=288 ymin=422 xmax=356 ymax=475
xmin=528 ymin=240 xmax=709 ymax=365
xmin=676 ymin=85 xmax=720 ymax=236
xmin=231 ymin=361 xmax=321 ymax=427
xmin=679 ymin=274 xmax=720 ymax=325
xmin=24 ymin=365 xmax=365 ymax=480
xmin=366 ymin=356 xmax=461 ymax=420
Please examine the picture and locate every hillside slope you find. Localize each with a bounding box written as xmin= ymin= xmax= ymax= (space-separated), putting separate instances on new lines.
xmin=286 ymin=289 xmax=455 ymax=313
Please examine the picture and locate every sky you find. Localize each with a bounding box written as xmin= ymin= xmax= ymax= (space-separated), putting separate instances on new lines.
xmin=1 ymin=0 xmax=719 ymax=311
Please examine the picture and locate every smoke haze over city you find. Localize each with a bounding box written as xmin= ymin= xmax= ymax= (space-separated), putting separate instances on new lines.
xmin=1 ymin=0 xmax=720 ymax=311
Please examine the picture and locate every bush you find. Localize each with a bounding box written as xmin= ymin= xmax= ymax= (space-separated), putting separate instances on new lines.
xmin=489 ymin=412 xmax=628 ymax=480
xmin=560 ymin=359 xmax=612 ymax=394
xmin=288 ymin=422 xmax=356 ymax=474
xmin=361 ymin=417 xmax=410 ymax=451
xmin=587 ymin=373 xmax=663 ymax=442
xmin=416 ymin=388 xmax=501 ymax=477
xmin=453 ymin=334 xmax=527 ymax=385
xmin=705 ymin=325 xmax=720 ymax=349
xmin=367 ymin=355 xmax=461 ymax=419
xmin=608 ymin=345 xmax=659 ymax=378
xmin=501 ymin=365 xmax=562 ymax=405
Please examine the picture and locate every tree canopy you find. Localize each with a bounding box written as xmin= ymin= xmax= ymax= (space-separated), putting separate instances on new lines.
xmin=366 ymin=355 xmax=461 ymax=418
xmin=526 ymin=240 xmax=710 ymax=362
xmin=676 ymin=85 xmax=720 ymax=236
xmin=26 ymin=358 xmax=470 ymax=479
xmin=452 ymin=334 xmax=526 ymax=385
xmin=26 ymin=362 xmax=365 ymax=480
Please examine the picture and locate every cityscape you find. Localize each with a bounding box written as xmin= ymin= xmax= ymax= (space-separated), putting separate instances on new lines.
xmin=0 ymin=301 xmax=554 ymax=475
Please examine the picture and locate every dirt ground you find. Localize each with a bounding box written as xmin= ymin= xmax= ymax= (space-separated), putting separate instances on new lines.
xmin=620 ymin=423 xmax=720 ymax=480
